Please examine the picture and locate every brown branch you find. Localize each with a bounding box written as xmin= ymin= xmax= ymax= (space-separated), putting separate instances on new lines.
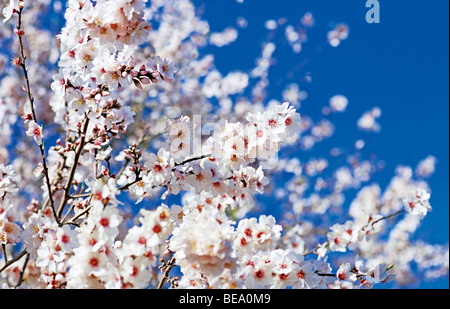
xmin=56 ymin=116 xmax=90 ymax=219
xmin=369 ymin=209 xmax=406 ymax=226
xmin=0 ymin=249 xmax=27 ymax=274
xmin=15 ymin=7 xmax=60 ymax=225
xmin=63 ymin=202 xmax=93 ymax=226
xmin=118 ymin=177 xmax=142 ymax=191
xmin=157 ymin=256 xmax=176 ymax=289
xmin=15 ymin=252 xmax=30 ymax=287
xmin=303 ymin=244 xmax=321 ymax=257
xmin=118 ymin=154 xmax=211 ymax=191
xmin=173 ymin=153 xmax=211 ymax=167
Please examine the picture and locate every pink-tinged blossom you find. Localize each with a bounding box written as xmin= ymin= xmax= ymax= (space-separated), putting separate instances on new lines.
xmin=22 ymin=213 xmax=55 ymax=258
xmin=0 ymin=220 xmax=21 ymax=245
xmin=0 ymin=164 xmax=18 ymax=197
xmin=329 ymin=95 xmax=348 ymax=113
xmin=88 ymin=203 xmax=123 ymax=239
xmin=169 ymin=207 xmax=235 ymax=280
xmin=56 ymin=225 xmax=79 ymax=253
xmin=2 ymin=0 xmax=18 ymax=23
xmin=290 ymin=260 xmax=321 ymax=289
xmin=233 ymin=215 xmax=282 ymax=258
xmin=327 ymin=23 xmax=349 ymax=47
xmin=336 ymin=262 xmax=357 ymax=282
xmin=25 ymin=121 xmax=43 ymax=145
xmin=403 ymin=187 xmax=432 ymax=218
xmin=357 ymin=107 xmax=381 ymax=132
xmin=238 ymin=251 xmax=273 ymax=288
xmin=155 ymin=56 xmax=177 ymax=81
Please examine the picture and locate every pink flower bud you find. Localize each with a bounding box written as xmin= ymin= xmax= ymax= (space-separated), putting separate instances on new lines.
xmin=15 ymin=29 xmax=25 ymax=36
xmin=140 ymin=76 xmax=151 ymax=85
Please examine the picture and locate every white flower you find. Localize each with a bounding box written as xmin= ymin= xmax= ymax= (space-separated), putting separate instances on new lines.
xmin=2 ymin=0 xmax=18 ymax=23
xmin=239 ymin=251 xmax=273 ymax=288
xmin=143 ymin=149 xmax=172 ymax=187
xmin=50 ymin=72 xmax=67 ymax=95
xmin=88 ymin=178 xmax=120 ymax=207
xmin=119 ymin=256 xmax=152 ymax=289
xmin=403 ymin=187 xmax=432 ymax=218
xmin=327 ymin=23 xmax=349 ymax=47
xmin=270 ymin=249 xmax=298 ymax=288
xmin=327 ymin=221 xmax=358 ymax=252
xmin=25 ymin=121 xmax=43 ymax=145
xmin=357 ymin=107 xmax=381 ymax=132
xmin=186 ymin=163 xmax=213 ymax=192
xmin=89 ymin=204 xmax=122 ymax=239
xmin=415 ymin=156 xmax=437 ymax=178
xmin=36 ymin=239 xmax=66 ymax=273
xmin=336 ymin=262 xmax=357 ymax=282
xmin=0 ymin=220 xmax=21 ymax=245
xmin=56 ymin=225 xmax=78 ymax=253
xmin=233 ymin=215 xmax=282 ymax=258
xmin=170 ymin=208 xmax=234 ymax=279
xmin=0 ymin=164 xmax=18 ymax=196
xmin=22 ymin=213 xmax=55 ymax=258
xmin=291 ymin=260 xmax=321 ymax=289
xmin=95 ymin=146 xmax=113 ymax=161
xmin=329 ymin=95 xmax=348 ymax=112
xmin=356 ymin=256 xmax=396 ymax=287
xmin=155 ymin=56 xmax=177 ymax=81
xmin=138 ymin=204 xmax=174 ymax=248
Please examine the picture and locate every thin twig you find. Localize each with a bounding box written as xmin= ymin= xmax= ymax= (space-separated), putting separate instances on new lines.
xmin=118 ymin=154 xmax=210 ymax=191
xmin=16 ymin=7 xmax=60 ymax=226
xmin=15 ymin=253 xmax=30 ymax=287
xmin=157 ymin=256 xmax=176 ymax=289
xmin=370 ymin=209 xmax=406 ymax=226
xmin=2 ymin=245 xmax=7 ymax=262
xmin=173 ymin=153 xmax=211 ymax=167
xmin=0 ymin=249 xmax=27 ymax=274
xmin=56 ymin=116 xmax=90 ymax=219
xmin=63 ymin=204 xmax=93 ymax=226
xmin=303 ymin=244 xmax=321 ymax=256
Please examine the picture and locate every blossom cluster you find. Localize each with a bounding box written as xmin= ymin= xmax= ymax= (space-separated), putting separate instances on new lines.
xmin=0 ymin=0 xmax=447 ymax=290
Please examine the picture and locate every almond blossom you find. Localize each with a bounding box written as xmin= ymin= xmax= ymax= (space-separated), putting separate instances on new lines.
xmin=0 ymin=0 xmax=447 ymax=291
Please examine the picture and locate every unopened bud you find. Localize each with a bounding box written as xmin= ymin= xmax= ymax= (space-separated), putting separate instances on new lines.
xmin=15 ymin=29 xmax=25 ymax=36
xmin=140 ymin=76 xmax=151 ymax=85
xmin=11 ymin=57 xmax=21 ymax=66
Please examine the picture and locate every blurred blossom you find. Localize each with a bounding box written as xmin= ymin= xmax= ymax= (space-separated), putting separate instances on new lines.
xmin=327 ymin=23 xmax=349 ymax=47
xmin=415 ymin=156 xmax=437 ymax=178
xmin=329 ymin=95 xmax=349 ymax=112
xmin=358 ymin=107 xmax=382 ymax=132
xmin=209 ymin=27 xmax=238 ymax=47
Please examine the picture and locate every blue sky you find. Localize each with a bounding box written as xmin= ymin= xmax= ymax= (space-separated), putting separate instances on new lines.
xmin=195 ymin=0 xmax=449 ymax=288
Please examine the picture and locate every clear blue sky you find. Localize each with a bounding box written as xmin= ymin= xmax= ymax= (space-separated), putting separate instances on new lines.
xmin=195 ymin=0 xmax=449 ymax=288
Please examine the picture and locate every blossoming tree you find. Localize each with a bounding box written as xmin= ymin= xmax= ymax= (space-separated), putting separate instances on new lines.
xmin=0 ymin=0 xmax=448 ymax=289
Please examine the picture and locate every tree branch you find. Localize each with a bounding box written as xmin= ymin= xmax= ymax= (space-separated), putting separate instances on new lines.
xmin=16 ymin=7 xmax=60 ymax=226
xmin=157 ymin=256 xmax=176 ymax=289
xmin=0 ymin=249 xmax=27 ymax=274
xmin=56 ymin=116 xmax=90 ymax=219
